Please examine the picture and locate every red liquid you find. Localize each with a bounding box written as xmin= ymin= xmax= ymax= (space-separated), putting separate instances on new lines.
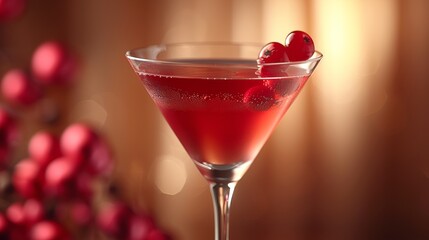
xmin=139 ymin=65 xmax=308 ymax=166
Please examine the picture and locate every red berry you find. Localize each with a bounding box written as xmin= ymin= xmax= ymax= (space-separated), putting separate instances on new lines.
xmin=31 ymin=41 xmax=76 ymax=85
xmin=60 ymin=123 xmax=97 ymax=164
xmin=5 ymin=199 xmax=44 ymax=227
xmin=285 ymin=31 xmax=315 ymax=61
xmin=69 ymin=200 xmax=92 ymax=226
xmin=1 ymin=69 xmax=41 ymax=106
xmin=12 ymin=159 xmax=42 ymax=198
xmin=0 ymin=0 xmax=26 ymax=21
xmin=30 ymin=221 xmax=68 ymax=240
xmin=55 ymin=200 xmax=92 ymax=227
xmin=6 ymin=202 xmax=25 ymax=225
xmin=44 ymin=157 xmax=79 ymax=198
xmin=257 ymin=42 xmax=289 ymax=77
xmin=147 ymin=229 xmax=172 ymax=240
xmin=28 ymin=131 xmax=61 ymax=168
xmin=243 ymin=85 xmax=277 ymax=111
xmin=23 ymin=199 xmax=44 ymax=225
xmin=126 ymin=214 xmax=155 ymax=240
xmin=257 ymin=42 xmax=288 ymax=64
xmin=97 ymin=201 xmax=132 ymax=237
xmin=263 ymin=78 xmax=301 ymax=97
xmin=87 ymin=138 xmax=113 ymax=176
xmin=146 ymin=229 xmax=172 ymax=240
xmin=61 ymin=123 xmax=113 ymax=177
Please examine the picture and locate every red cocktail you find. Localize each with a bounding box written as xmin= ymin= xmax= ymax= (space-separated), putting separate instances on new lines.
xmin=126 ymin=42 xmax=322 ymax=240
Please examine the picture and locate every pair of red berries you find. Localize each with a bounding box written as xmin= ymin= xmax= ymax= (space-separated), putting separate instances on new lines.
xmin=1 ymin=41 xmax=76 ymax=106
xmin=258 ymin=30 xmax=315 ymax=65
xmin=244 ymin=31 xmax=315 ymax=110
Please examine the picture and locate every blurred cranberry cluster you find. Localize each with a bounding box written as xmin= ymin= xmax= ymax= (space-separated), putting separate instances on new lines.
xmin=0 ymin=1 xmax=171 ymax=239
xmin=0 ymin=122 xmax=171 ymax=240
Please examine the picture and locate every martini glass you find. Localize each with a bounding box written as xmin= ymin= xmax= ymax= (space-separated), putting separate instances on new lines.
xmin=126 ymin=43 xmax=322 ymax=240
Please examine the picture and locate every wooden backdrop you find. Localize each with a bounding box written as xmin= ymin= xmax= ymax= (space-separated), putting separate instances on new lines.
xmin=1 ymin=0 xmax=429 ymax=239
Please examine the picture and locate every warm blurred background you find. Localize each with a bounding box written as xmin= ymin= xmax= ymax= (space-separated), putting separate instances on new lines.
xmin=1 ymin=0 xmax=429 ymax=239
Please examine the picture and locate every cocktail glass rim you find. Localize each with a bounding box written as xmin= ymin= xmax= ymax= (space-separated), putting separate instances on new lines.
xmin=126 ymin=42 xmax=323 ymax=78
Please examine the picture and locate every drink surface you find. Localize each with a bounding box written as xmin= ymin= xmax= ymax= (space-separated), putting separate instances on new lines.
xmin=138 ymin=59 xmax=308 ymax=166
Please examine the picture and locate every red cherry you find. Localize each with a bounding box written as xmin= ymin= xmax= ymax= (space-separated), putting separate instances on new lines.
xmin=285 ymin=31 xmax=315 ymax=61
xmin=30 ymin=221 xmax=68 ymax=240
xmin=0 ymin=0 xmax=26 ymax=21
xmin=31 ymin=41 xmax=76 ymax=85
xmin=12 ymin=159 xmax=42 ymax=198
xmin=44 ymin=157 xmax=79 ymax=198
xmin=28 ymin=131 xmax=61 ymax=168
xmin=1 ymin=69 xmax=41 ymax=106
xmin=243 ymin=85 xmax=277 ymax=111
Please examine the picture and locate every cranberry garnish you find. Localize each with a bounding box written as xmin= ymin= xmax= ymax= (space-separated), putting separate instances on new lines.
xmin=264 ymin=78 xmax=301 ymax=97
xmin=244 ymin=85 xmax=277 ymax=111
xmin=285 ymin=31 xmax=315 ymax=61
xmin=257 ymin=42 xmax=289 ymax=64
xmin=257 ymin=42 xmax=289 ymax=77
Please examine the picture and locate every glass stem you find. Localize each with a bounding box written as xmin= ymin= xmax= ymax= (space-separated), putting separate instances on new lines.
xmin=210 ymin=181 xmax=237 ymax=240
